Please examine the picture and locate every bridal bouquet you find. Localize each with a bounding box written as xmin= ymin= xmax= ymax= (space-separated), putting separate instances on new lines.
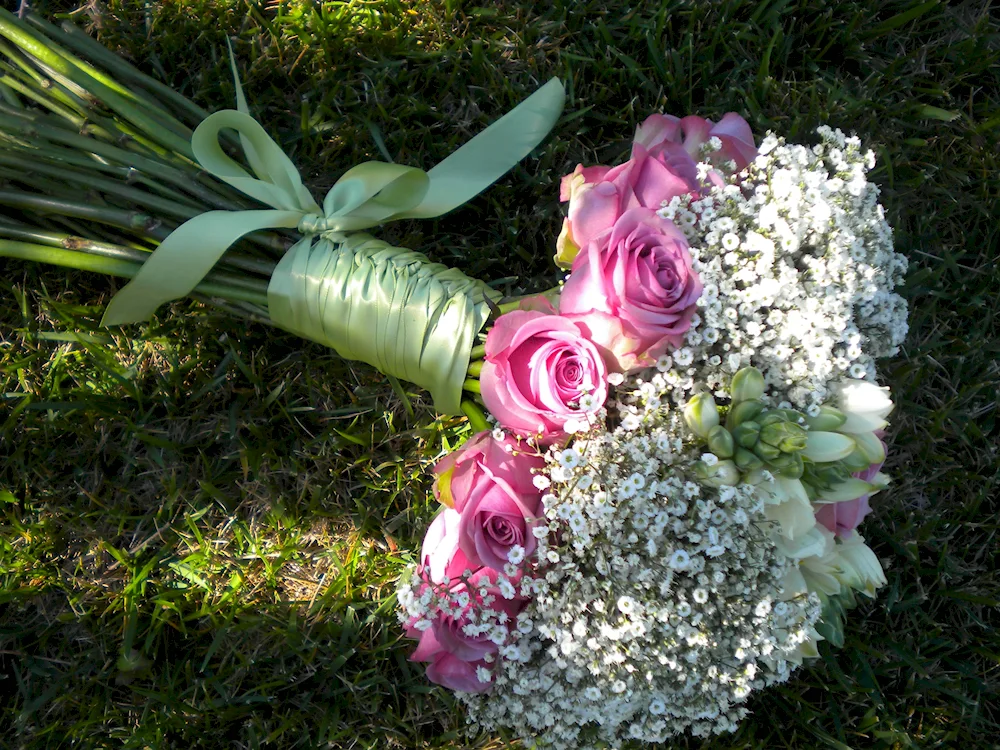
xmin=397 ymin=114 xmax=909 ymax=746
xmin=0 ymin=9 xmax=909 ymax=748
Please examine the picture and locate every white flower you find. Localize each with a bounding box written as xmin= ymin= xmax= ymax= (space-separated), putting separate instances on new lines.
xmin=507 ymin=545 xmax=526 ymax=565
xmin=498 ymin=578 xmax=516 ymax=599
xmin=558 ymin=448 xmax=582 ymax=469
xmin=832 ymin=532 xmax=888 ymax=597
xmin=669 ymin=550 xmax=691 ymax=570
xmin=832 ymin=379 xmax=894 ymax=432
xmin=617 ymin=596 xmax=636 ymax=615
xmin=621 ymin=413 xmax=641 ymax=431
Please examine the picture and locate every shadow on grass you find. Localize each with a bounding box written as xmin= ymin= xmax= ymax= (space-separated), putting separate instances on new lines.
xmin=0 ymin=592 xmax=462 ymax=749
xmin=0 ymin=292 xmax=478 ymax=748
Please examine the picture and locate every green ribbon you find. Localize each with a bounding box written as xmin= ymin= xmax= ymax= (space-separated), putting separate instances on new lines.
xmin=267 ymin=233 xmax=499 ymax=415
xmin=101 ymin=72 xmax=565 ymax=326
xmin=99 ymin=59 xmax=563 ymax=414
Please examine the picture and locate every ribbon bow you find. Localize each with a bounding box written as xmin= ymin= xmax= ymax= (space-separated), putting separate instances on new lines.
xmin=101 ymin=59 xmax=565 ymax=325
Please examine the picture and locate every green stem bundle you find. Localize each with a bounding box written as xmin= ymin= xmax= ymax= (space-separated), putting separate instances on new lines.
xmin=0 ymin=7 xmax=291 ymax=279
xmin=0 ymin=9 xmax=496 ymax=410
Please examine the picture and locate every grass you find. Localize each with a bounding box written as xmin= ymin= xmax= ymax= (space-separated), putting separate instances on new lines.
xmin=1 ymin=0 xmax=998 ymax=747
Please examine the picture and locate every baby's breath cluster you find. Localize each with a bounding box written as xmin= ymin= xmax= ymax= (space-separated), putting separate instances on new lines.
xmin=461 ymin=403 xmax=820 ymax=749
xmin=656 ymin=127 xmax=908 ymax=409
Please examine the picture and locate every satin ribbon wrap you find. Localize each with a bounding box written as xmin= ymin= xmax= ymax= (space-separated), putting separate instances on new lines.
xmin=268 ymin=233 xmax=498 ymax=415
xmin=100 ymin=61 xmax=565 ymax=414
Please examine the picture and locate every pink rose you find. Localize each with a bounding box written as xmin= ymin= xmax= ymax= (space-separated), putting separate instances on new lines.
xmin=408 ymin=600 xmax=517 ymax=664
xmin=633 ymin=112 xmax=757 ymax=172
xmin=815 ymin=446 xmax=886 ymax=538
xmin=407 ymin=610 xmax=497 ymax=694
xmin=480 ymin=311 xmax=609 ymax=444
xmin=407 ymin=507 xmax=526 ymax=693
xmin=425 ymin=653 xmax=492 ymax=693
xmin=557 ymin=140 xmax=698 ymax=255
xmin=434 ymin=432 xmax=547 ymax=570
xmin=419 ymin=505 xmax=474 ymax=584
xmin=560 ymin=207 xmax=702 ymax=370
xmin=405 ymin=563 xmax=523 ymax=666
xmin=555 ymin=112 xmax=756 ymax=265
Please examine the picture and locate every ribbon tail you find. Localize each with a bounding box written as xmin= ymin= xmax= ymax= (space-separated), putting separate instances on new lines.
xmin=225 ymin=38 xmax=250 ymax=117
xmin=405 ymin=78 xmax=566 ymax=218
xmin=224 ymin=37 xmax=273 ymax=181
xmin=101 ymin=209 xmax=301 ymax=326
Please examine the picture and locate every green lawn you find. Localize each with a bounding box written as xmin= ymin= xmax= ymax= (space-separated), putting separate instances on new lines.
xmin=1 ymin=0 xmax=998 ymax=748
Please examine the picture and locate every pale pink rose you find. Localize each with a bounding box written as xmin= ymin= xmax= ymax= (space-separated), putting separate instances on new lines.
xmin=405 ymin=572 xmax=523 ymax=666
xmin=419 ymin=506 xmax=473 ymax=584
xmin=480 ymin=311 xmax=609 ymax=444
xmin=425 ymin=653 xmax=492 ymax=693
xmin=560 ymin=207 xmax=702 ymax=370
xmin=407 ymin=511 xmax=527 ymax=693
xmin=815 ymin=443 xmax=886 ymax=538
xmin=433 ymin=433 xmax=546 ymax=570
xmin=456 ymin=467 xmax=542 ymax=571
xmin=558 ymin=140 xmax=698 ymax=254
xmin=434 ymin=431 xmax=543 ymax=505
xmin=406 ymin=572 xmax=522 ymax=665
xmin=633 ymin=112 xmax=757 ymax=171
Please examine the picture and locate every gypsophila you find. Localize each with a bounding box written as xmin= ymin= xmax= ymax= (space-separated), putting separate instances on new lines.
xmin=657 ymin=128 xmax=907 ymax=408
xmin=460 ymin=405 xmax=820 ymax=748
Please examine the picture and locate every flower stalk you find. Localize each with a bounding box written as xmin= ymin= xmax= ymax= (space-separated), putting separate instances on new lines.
xmin=0 ymin=238 xmax=269 ymax=308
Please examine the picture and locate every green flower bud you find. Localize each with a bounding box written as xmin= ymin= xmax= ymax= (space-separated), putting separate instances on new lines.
xmin=730 ymin=367 xmax=765 ymax=403
xmin=695 ymin=459 xmax=741 ymax=487
xmin=801 ymin=431 xmax=855 ymax=462
xmin=815 ymin=477 xmax=877 ymax=503
xmin=773 ymin=451 xmax=804 ymax=479
xmin=684 ymin=393 xmax=720 ymax=439
xmin=732 ymin=421 xmax=761 ymax=449
xmin=841 ymin=447 xmax=874 ymax=473
xmin=813 ymin=464 xmax=851 ymax=487
xmin=725 ymin=400 xmax=765 ymax=430
xmin=759 ymin=421 xmax=808 ymax=453
xmin=734 ymin=447 xmax=763 ymax=471
xmin=770 ymin=407 xmax=807 ymax=423
xmin=754 ymin=440 xmax=782 ymax=462
xmin=706 ymin=426 xmax=735 ymax=459
xmin=758 ymin=410 xmax=786 ymax=427
xmin=804 ymin=405 xmax=848 ymax=431
xmin=851 ymin=430 xmax=886 ymax=464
